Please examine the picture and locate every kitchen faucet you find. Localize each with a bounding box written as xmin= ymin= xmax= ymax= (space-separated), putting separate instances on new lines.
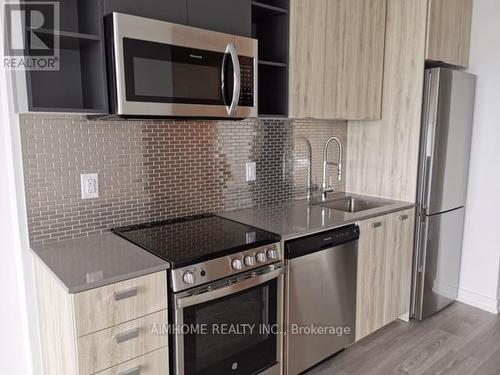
xmin=321 ymin=137 xmax=343 ymax=201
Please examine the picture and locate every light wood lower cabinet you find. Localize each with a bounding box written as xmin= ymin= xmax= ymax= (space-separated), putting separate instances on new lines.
xmin=356 ymin=215 xmax=389 ymax=340
xmin=95 ymin=347 xmax=168 ymax=375
xmin=355 ymin=208 xmax=415 ymax=341
xmin=34 ymin=260 xmax=168 ymax=375
xmin=73 ymin=271 xmax=167 ymax=337
xmin=383 ymin=209 xmax=415 ymax=324
xmin=77 ymin=310 xmax=168 ymax=374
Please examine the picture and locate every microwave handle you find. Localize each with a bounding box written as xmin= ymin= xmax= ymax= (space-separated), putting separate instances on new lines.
xmin=221 ymin=53 xmax=229 ymax=107
xmin=224 ymin=43 xmax=241 ymax=117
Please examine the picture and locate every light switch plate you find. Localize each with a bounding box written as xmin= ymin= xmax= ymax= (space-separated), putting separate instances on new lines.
xmin=81 ymin=173 xmax=99 ymax=199
xmin=246 ymin=162 xmax=256 ymax=182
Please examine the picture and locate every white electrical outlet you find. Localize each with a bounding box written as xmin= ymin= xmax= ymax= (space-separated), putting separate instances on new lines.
xmin=81 ymin=173 xmax=99 ymax=199
xmin=246 ymin=162 xmax=256 ymax=182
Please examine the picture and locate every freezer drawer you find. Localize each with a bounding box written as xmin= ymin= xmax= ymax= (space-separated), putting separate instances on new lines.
xmin=413 ymin=207 xmax=465 ymax=320
xmin=418 ymin=68 xmax=476 ymax=215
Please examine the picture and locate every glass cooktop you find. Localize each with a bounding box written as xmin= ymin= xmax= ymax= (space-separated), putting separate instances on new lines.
xmin=112 ymin=214 xmax=280 ymax=268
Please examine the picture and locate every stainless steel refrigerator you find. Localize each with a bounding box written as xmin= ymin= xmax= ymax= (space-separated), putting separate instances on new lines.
xmin=411 ymin=67 xmax=476 ymax=320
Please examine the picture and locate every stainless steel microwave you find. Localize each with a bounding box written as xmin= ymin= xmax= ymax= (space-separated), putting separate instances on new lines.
xmin=106 ymin=13 xmax=258 ymax=118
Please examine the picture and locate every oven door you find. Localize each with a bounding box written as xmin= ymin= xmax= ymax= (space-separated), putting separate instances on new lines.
xmin=173 ymin=265 xmax=283 ymax=375
xmin=108 ymin=13 xmax=257 ymax=118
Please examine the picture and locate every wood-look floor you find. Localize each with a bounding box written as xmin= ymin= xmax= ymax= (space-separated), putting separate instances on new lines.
xmin=305 ymin=302 xmax=500 ymax=375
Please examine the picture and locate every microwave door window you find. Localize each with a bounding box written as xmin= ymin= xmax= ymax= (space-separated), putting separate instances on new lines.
xmin=123 ymin=38 xmax=225 ymax=105
xmin=133 ymin=57 xmax=173 ymax=97
xmin=171 ymin=62 xmax=223 ymax=102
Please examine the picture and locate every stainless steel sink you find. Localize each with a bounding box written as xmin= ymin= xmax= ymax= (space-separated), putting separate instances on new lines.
xmin=318 ymin=196 xmax=389 ymax=213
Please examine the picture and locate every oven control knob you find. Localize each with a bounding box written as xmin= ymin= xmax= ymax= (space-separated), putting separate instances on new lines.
xmin=182 ymin=271 xmax=195 ymax=285
xmin=231 ymin=258 xmax=244 ymax=270
xmin=256 ymin=251 xmax=267 ymax=263
xmin=244 ymin=255 xmax=256 ymax=267
xmin=267 ymin=248 xmax=278 ymax=260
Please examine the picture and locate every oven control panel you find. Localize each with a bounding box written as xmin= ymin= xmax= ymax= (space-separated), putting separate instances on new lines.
xmin=171 ymin=242 xmax=282 ymax=292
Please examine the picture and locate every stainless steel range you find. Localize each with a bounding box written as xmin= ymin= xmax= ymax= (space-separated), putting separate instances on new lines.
xmin=113 ymin=214 xmax=283 ymax=375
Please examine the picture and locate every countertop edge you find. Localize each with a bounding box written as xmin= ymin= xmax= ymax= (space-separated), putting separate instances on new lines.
xmin=280 ymin=203 xmax=416 ymax=241
xmin=218 ymin=197 xmax=416 ymax=242
xmin=66 ymin=265 xmax=170 ymax=294
xmin=30 ymin=247 xmax=170 ymax=294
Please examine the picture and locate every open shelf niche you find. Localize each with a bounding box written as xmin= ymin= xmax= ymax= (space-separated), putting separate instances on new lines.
xmin=252 ymin=0 xmax=289 ymax=117
xmin=23 ymin=0 xmax=108 ymax=113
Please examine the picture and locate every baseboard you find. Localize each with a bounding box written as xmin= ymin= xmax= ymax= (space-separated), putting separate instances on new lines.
xmin=457 ymin=288 xmax=499 ymax=314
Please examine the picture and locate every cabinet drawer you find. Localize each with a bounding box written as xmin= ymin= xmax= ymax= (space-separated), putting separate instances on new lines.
xmin=94 ymin=347 xmax=168 ymax=375
xmin=77 ymin=310 xmax=167 ymax=375
xmin=73 ymin=272 xmax=167 ymax=336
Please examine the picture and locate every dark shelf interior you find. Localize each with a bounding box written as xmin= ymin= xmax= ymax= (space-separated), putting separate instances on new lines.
xmin=24 ymin=0 xmax=108 ymax=113
xmin=28 ymin=39 xmax=106 ymax=111
xmin=252 ymin=0 xmax=289 ymax=116
xmin=252 ymin=0 xmax=289 ymax=10
xmin=23 ymin=0 xmax=102 ymax=35
xmin=258 ymin=64 xmax=288 ymax=116
xmin=34 ymin=28 xmax=101 ymax=41
xmin=259 ymin=59 xmax=287 ymax=67
xmin=252 ymin=1 xmax=287 ymax=15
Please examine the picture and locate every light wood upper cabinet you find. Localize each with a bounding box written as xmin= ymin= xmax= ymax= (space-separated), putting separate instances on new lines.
xmin=426 ymin=0 xmax=473 ymax=68
xmin=323 ymin=0 xmax=386 ymax=120
xmin=289 ymin=0 xmax=387 ymax=120
xmin=356 ymin=208 xmax=415 ymax=341
xmin=289 ymin=0 xmax=327 ymax=118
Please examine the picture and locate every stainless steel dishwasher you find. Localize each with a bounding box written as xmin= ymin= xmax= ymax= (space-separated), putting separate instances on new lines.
xmin=284 ymin=224 xmax=359 ymax=375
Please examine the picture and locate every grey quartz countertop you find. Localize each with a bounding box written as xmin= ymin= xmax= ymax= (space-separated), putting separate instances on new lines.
xmin=219 ymin=193 xmax=415 ymax=241
xmin=31 ymin=232 xmax=169 ymax=294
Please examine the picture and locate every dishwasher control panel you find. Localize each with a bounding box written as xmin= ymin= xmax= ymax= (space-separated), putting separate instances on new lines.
xmin=285 ymin=224 xmax=360 ymax=259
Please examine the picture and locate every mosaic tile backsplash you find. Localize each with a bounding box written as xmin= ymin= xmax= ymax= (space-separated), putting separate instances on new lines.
xmin=20 ymin=114 xmax=347 ymax=244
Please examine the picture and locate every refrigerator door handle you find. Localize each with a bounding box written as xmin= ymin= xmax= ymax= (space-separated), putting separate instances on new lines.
xmin=422 ymin=156 xmax=432 ymax=215
xmin=416 ymin=217 xmax=428 ymax=272
xmin=412 ymin=215 xmax=428 ymax=319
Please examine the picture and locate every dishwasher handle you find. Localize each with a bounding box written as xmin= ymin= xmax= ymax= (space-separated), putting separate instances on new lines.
xmin=285 ymin=224 xmax=359 ymax=259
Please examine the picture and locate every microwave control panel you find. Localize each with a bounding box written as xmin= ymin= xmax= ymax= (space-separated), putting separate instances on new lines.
xmin=239 ymin=56 xmax=255 ymax=107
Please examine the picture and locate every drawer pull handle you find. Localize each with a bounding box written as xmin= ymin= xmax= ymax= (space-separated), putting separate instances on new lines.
xmin=114 ymin=287 xmax=138 ymax=301
xmin=116 ymin=328 xmax=139 ymax=344
xmin=372 ymin=222 xmax=382 ymax=228
xmin=399 ymin=214 xmax=409 ymax=221
xmin=118 ymin=366 xmax=141 ymax=375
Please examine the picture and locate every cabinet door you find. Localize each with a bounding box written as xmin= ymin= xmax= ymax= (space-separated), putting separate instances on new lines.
xmin=356 ymin=215 xmax=388 ymax=341
xmin=187 ymin=0 xmax=251 ymax=37
xmin=103 ymin=0 xmax=188 ymax=24
xmin=288 ymin=0 xmax=327 ymax=118
xmin=323 ymin=0 xmax=386 ymax=120
xmin=383 ymin=209 xmax=415 ymax=324
xmin=426 ymin=0 xmax=473 ymax=68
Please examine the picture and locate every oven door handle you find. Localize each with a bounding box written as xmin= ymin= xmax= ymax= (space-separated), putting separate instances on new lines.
xmin=224 ymin=42 xmax=241 ymax=117
xmin=176 ymin=266 xmax=283 ymax=309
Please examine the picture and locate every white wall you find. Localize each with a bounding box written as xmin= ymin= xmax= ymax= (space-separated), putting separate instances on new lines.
xmin=0 ymin=77 xmax=34 ymax=374
xmin=459 ymin=0 xmax=500 ymax=314
xmin=0 ymin=3 xmax=41 ymax=372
